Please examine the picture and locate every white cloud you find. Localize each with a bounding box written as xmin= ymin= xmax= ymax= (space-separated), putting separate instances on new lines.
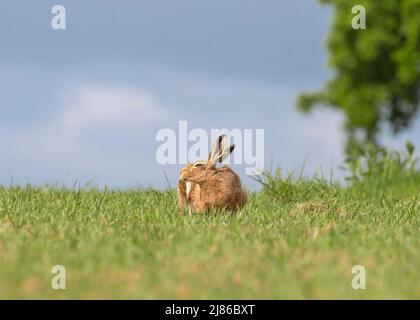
xmin=0 ymin=85 xmax=170 ymax=187
xmin=6 ymin=85 xmax=167 ymax=157
xmin=0 ymin=75 xmax=348 ymax=188
xmin=59 ymin=86 xmax=164 ymax=135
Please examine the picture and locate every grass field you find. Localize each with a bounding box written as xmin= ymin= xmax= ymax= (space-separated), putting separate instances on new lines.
xmin=0 ymin=147 xmax=419 ymax=299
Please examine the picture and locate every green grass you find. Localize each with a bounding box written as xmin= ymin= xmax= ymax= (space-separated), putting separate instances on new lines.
xmin=0 ymin=147 xmax=419 ymax=299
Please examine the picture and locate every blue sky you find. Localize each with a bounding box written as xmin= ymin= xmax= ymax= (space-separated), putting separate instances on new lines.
xmin=1 ymin=1 xmax=419 ymax=189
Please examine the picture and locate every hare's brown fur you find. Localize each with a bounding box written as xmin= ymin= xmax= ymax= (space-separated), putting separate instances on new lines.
xmin=177 ymin=135 xmax=247 ymax=213
xmin=178 ymin=164 xmax=247 ymax=213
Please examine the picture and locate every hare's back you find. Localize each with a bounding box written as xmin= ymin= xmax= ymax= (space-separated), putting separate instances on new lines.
xmin=200 ymin=166 xmax=245 ymax=210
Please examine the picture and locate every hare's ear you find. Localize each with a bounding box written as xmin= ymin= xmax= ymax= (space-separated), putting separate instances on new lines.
xmin=208 ymin=135 xmax=234 ymax=164
xmin=208 ymin=135 xmax=225 ymax=165
xmin=218 ymin=143 xmax=235 ymax=163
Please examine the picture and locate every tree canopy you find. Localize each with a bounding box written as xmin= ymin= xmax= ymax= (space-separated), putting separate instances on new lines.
xmin=298 ymin=0 xmax=420 ymax=151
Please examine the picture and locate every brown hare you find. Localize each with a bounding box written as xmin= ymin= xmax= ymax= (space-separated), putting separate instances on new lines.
xmin=177 ymin=135 xmax=247 ymax=213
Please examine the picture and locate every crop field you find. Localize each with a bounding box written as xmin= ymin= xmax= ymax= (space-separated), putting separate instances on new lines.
xmin=0 ymin=148 xmax=419 ymax=299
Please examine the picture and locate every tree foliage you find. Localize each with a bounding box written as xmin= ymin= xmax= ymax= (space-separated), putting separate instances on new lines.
xmin=298 ymin=0 xmax=420 ymax=151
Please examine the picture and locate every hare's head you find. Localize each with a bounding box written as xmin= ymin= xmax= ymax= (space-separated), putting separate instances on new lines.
xmin=179 ymin=135 xmax=235 ymax=182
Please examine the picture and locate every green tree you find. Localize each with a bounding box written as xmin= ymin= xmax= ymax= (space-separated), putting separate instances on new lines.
xmin=298 ymin=0 xmax=420 ymax=152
